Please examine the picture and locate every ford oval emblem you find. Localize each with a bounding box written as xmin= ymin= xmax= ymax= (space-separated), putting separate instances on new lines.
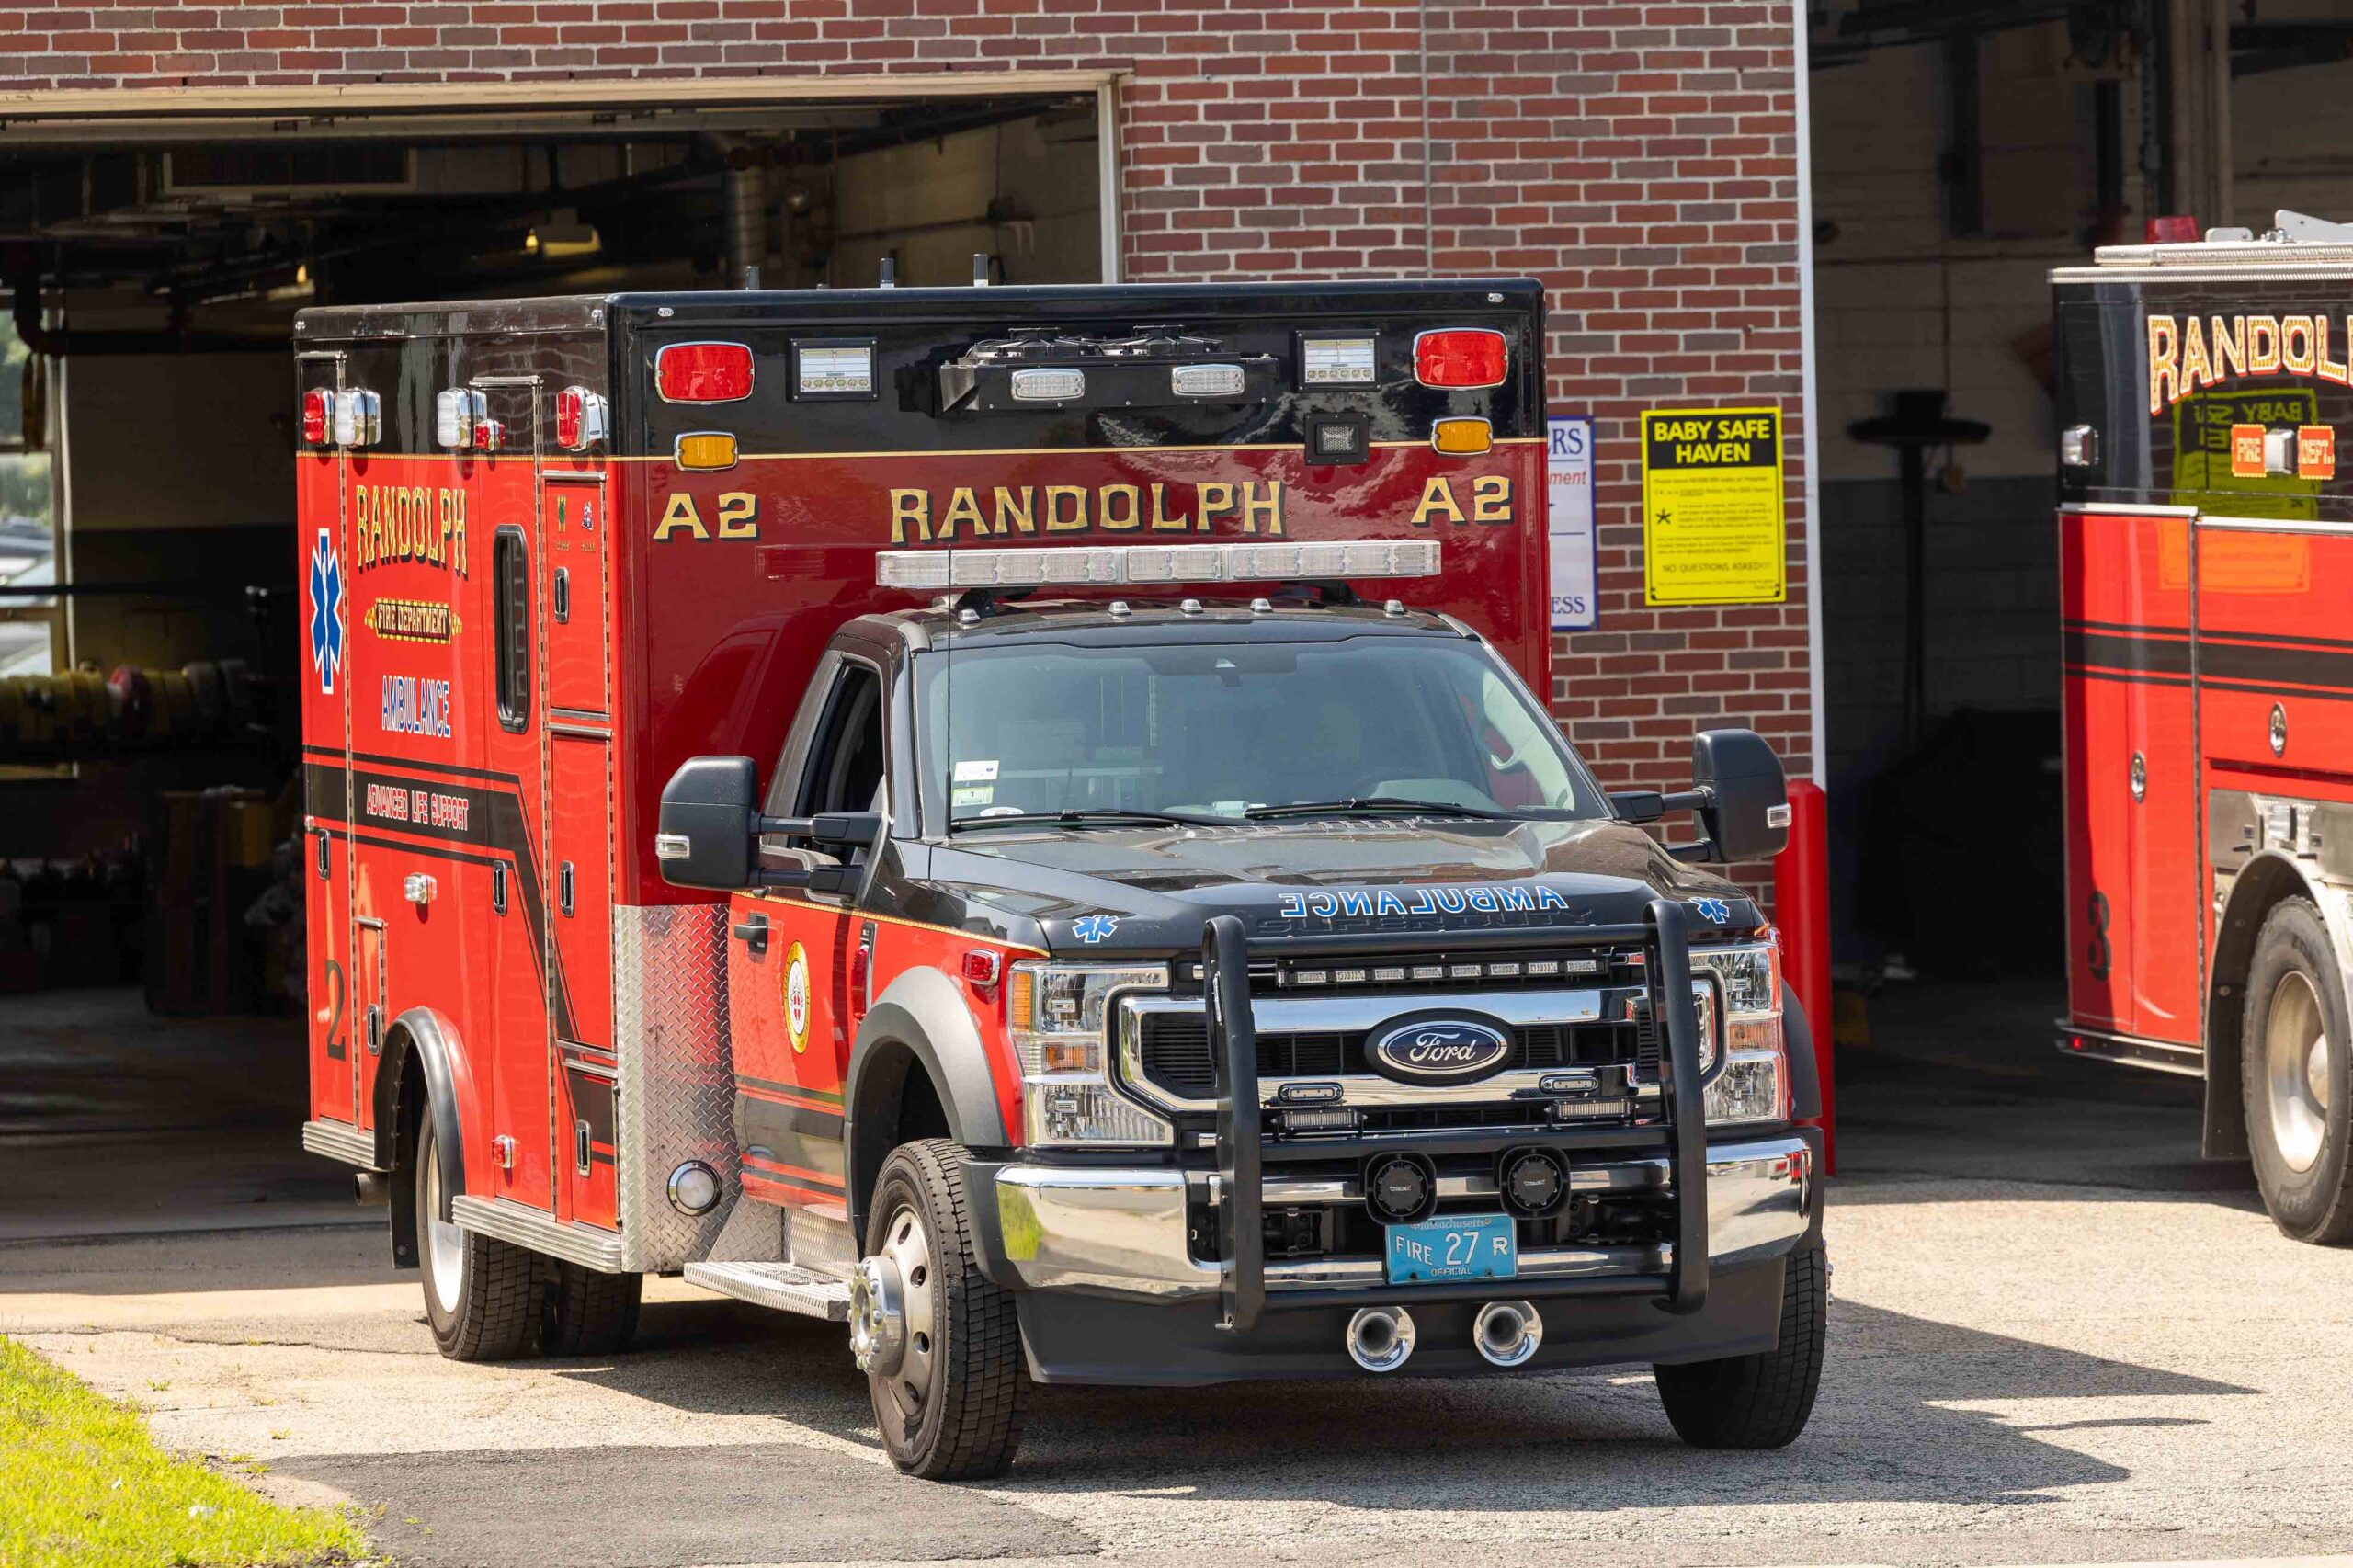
xmin=1366 ymin=1016 xmax=1515 ymax=1084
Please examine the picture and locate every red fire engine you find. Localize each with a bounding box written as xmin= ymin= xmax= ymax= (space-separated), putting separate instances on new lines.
xmin=2057 ymin=212 xmax=2353 ymax=1244
xmin=297 ymin=278 xmax=1825 ymax=1478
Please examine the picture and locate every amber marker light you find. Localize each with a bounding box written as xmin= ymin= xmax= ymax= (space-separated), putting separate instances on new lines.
xmin=674 ymin=432 xmax=739 ymax=471
xmin=1431 ymin=416 xmax=1493 ymax=456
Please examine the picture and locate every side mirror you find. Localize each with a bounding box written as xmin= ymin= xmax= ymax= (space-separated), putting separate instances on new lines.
xmin=655 ymin=756 xmax=760 ymax=890
xmin=654 ymin=755 xmax=888 ymax=892
xmin=1690 ymin=728 xmax=1789 ymax=863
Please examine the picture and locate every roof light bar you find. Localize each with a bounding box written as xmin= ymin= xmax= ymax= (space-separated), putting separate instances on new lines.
xmin=874 ymin=540 xmax=1442 ymax=591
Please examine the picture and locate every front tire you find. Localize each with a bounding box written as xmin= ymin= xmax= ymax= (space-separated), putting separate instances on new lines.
xmin=2241 ymin=898 xmax=2353 ymax=1244
xmin=1654 ymin=1244 xmax=1826 ymax=1449
xmin=858 ymin=1140 xmax=1028 ymax=1480
xmin=415 ymin=1119 xmax=539 ymax=1361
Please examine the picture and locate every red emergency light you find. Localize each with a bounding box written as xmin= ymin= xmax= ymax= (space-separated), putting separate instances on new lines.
xmin=556 ymin=386 xmax=608 ymax=451
xmin=301 ymin=387 xmax=332 ymax=446
xmin=1414 ymin=328 xmax=1507 ymax=390
xmin=2144 ymin=215 xmax=2201 ymax=244
xmin=655 ymin=341 xmax=754 ymax=403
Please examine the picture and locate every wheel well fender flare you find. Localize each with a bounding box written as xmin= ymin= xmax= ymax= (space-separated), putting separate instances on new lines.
xmin=2202 ymin=852 xmax=2352 ymax=1158
xmin=373 ymin=1006 xmax=472 ymax=1217
xmin=844 ymin=965 xmax=1010 ymax=1237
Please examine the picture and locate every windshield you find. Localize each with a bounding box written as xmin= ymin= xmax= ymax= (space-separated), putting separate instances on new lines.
xmin=917 ymin=633 xmax=1603 ymax=832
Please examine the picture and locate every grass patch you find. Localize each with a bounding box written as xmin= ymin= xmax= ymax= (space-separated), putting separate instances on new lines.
xmin=0 ymin=1335 xmax=368 ymax=1567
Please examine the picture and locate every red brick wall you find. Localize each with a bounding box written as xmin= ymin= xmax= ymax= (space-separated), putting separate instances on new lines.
xmin=5 ymin=0 xmax=1813 ymax=860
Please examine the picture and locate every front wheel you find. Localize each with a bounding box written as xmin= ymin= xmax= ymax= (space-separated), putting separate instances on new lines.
xmin=855 ymin=1140 xmax=1028 ymax=1480
xmin=1653 ymin=1244 xmax=1826 ymax=1449
xmin=2240 ymin=898 xmax=2353 ymax=1244
xmin=415 ymin=1119 xmax=538 ymax=1361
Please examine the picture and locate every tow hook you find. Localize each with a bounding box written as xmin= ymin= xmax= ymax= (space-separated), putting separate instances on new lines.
xmin=847 ymin=1256 xmax=906 ymax=1376
xmin=1472 ymin=1300 xmax=1543 ymax=1367
xmin=1345 ymin=1305 xmax=1416 ymax=1372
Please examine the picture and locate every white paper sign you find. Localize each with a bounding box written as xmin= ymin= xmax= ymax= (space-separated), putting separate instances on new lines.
xmin=1548 ymin=415 xmax=1596 ymax=631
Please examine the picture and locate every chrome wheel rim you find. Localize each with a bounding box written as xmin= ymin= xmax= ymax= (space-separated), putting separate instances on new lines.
xmin=2265 ymin=970 xmax=2332 ymax=1174
xmin=868 ymin=1202 xmax=937 ymax=1423
xmin=422 ymin=1131 xmax=466 ymax=1316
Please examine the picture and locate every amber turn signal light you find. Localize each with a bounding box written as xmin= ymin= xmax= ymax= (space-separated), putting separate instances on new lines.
xmin=1431 ymin=416 xmax=1492 ymax=456
xmin=674 ymin=432 xmax=738 ymax=471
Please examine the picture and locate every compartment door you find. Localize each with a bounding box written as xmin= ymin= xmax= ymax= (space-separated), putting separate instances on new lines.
xmin=2060 ymin=508 xmax=2195 ymax=1040
xmin=543 ymin=472 xmax=618 ymax=1230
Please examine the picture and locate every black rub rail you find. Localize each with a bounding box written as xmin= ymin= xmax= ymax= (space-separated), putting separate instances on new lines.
xmin=1204 ymin=899 xmax=1712 ymax=1335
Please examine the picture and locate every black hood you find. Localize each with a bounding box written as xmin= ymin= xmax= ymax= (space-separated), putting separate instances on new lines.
xmin=915 ymin=816 xmax=1759 ymax=955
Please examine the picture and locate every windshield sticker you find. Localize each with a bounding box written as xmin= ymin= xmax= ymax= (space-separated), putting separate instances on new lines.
xmin=1691 ymin=897 xmax=1732 ymax=924
xmin=1279 ymin=884 xmax=1574 ymax=919
xmin=1072 ymin=915 xmax=1120 ymax=945
xmin=953 ymin=758 xmax=1000 ymax=782
xmin=952 ymin=784 xmax=995 ymax=807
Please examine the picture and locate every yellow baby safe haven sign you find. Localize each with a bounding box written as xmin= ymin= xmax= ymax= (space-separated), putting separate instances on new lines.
xmin=1640 ymin=407 xmax=1786 ymax=606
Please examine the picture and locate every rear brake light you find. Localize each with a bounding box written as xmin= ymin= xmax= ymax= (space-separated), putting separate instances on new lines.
xmin=556 ymin=386 xmax=608 ymax=452
xmin=656 ymin=341 xmax=754 ymax=403
xmin=1414 ymin=328 xmax=1507 ymax=389
xmin=301 ymin=388 xmax=332 ymax=446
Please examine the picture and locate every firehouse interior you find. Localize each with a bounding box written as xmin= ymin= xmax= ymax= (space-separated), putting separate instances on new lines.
xmin=3 ymin=8 xmax=2353 ymax=1225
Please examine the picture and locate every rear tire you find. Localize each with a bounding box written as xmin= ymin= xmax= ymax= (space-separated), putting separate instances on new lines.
xmin=1654 ymin=1244 xmax=1826 ymax=1449
xmin=542 ymin=1262 xmax=642 ymax=1357
xmin=415 ymin=1119 xmax=539 ymax=1361
xmin=859 ymin=1139 xmax=1028 ymax=1481
xmin=2240 ymin=898 xmax=2353 ymax=1244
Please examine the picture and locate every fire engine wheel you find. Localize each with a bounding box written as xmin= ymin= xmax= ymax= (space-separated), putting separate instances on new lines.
xmin=2241 ymin=898 xmax=2353 ymax=1244
xmin=415 ymin=1121 xmax=539 ymax=1361
xmin=1652 ymin=1244 xmax=1826 ymax=1449
xmin=858 ymin=1139 xmax=1029 ymax=1481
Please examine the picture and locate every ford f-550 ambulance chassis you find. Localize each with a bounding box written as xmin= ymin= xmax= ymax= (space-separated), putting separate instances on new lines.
xmin=295 ymin=278 xmax=1826 ymax=1477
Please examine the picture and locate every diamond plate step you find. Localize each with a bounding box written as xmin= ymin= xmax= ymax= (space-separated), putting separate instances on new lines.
xmin=683 ymin=1260 xmax=851 ymax=1323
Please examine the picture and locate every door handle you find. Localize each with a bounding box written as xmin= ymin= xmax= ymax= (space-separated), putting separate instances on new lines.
xmin=732 ymin=913 xmax=769 ymax=955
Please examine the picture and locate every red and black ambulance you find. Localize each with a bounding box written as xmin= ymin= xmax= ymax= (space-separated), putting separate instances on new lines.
xmin=295 ymin=277 xmax=1824 ymax=1477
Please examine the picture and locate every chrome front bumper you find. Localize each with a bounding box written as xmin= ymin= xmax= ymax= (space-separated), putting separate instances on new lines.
xmin=992 ymin=1132 xmax=1813 ymax=1301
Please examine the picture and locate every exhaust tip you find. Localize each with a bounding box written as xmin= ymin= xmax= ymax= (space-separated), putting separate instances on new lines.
xmin=1346 ymin=1305 xmax=1417 ymax=1373
xmin=1473 ymin=1300 xmax=1543 ymax=1368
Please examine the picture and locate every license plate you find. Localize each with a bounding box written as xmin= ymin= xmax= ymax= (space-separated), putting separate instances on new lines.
xmin=1384 ymin=1212 xmax=1518 ymax=1284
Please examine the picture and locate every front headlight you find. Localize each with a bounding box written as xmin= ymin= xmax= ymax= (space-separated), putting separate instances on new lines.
xmin=1692 ymin=940 xmax=1789 ymax=1126
xmin=1007 ymin=960 xmax=1175 ymax=1147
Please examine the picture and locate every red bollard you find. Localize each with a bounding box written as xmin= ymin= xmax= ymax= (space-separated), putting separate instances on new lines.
xmin=1773 ymin=778 xmax=1834 ymax=1173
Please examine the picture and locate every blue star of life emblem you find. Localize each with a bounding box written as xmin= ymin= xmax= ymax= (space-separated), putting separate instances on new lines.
xmin=1071 ymin=914 xmax=1120 ymax=945
xmin=1691 ymin=897 xmax=1732 ymax=925
xmin=308 ymin=529 xmax=345 ymax=695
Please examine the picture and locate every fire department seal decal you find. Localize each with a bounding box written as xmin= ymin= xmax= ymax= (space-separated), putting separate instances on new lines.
xmin=784 ymin=940 xmax=811 ymax=1053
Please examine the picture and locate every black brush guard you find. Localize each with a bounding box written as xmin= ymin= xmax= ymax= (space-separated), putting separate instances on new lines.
xmin=1205 ymin=902 xmax=1711 ymax=1335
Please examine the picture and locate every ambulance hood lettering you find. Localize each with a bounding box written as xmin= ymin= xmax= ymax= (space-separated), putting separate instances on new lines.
xmin=926 ymin=817 xmax=1757 ymax=954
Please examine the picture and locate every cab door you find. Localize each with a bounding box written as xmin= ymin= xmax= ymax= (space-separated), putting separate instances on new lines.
xmin=728 ymin=653 xmax=888 ymax=1221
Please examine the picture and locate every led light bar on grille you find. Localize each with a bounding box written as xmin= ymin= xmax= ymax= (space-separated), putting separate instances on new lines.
xmin=874 ymin=539 xmax=1441 ymax=590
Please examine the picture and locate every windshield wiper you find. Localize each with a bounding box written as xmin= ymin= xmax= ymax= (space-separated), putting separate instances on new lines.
xmin=1242 ymin=795 xmax=1516 ymax=821
xmin=949 ymin=808 xmax=1229 ymax=833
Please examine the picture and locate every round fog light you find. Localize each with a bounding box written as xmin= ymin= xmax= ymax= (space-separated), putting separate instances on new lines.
xmin=666 ymin=1160 xmax=722 ymax=1216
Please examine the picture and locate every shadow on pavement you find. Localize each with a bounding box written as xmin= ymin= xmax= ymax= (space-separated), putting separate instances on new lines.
xmin=526 ymin=1289 xmax=2247 ymax=1517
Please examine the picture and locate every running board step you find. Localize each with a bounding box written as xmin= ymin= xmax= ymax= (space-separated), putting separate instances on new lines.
xmin=683 ymin=1261 xmax=851 ymax=1323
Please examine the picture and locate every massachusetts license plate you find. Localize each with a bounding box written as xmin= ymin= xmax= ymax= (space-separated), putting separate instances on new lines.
xmin=1384 ymin=1212 xmax=1518 ymax=1285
